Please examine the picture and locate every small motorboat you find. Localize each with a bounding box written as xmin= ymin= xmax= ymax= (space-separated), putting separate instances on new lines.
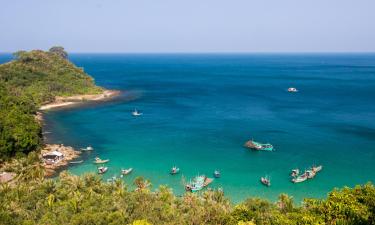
xmin=69 ymin=160 xmax=84 ymax=164
xmin=170 ymin=166 xmax=180 ymax=175
xmin=93 ymin=157 xmax=109 ymax=164
xmin=292 ymin=172 xmax=308 ymax=183
xmin=288 ymin=87 xmax=298 ymax=92
xmin=81 ymin=145 xmax=94 ymax=151
xmin=121 ymin=168 xmax=133 ymax=175
xmin=214 ymin=170 xmax=221 ymax=178
xmin=244 ymin=140 xmax=274 ymax=151
xmin=260 ymin=176 xmax=271 ymax=187
xmin=306 ymin=170 xmax=316 ymax=179
xmin=291 ymin=169 xmax=299 ymax=177
xmin=98 ymin=166 xmax=108 ymax=174
xmin=132 ymin=109 xmax=143 ymax=117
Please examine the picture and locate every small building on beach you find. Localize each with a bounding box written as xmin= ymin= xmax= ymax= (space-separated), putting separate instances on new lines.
xmin=42 ymin=151 xmax=64 ymax=164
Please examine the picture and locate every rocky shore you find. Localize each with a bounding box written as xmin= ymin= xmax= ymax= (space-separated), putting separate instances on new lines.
xmin=39 ymin=90 xmax=121 ymax=110
xmin=41 ymin=144 xmax=81 ymax=176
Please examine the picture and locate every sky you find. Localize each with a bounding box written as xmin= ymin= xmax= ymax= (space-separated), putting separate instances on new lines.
xmin=1 ymin=0 xmax=374 ymax=53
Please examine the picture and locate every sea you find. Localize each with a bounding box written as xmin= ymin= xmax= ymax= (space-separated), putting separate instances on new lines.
xmin=1 ymin=53 xmax=375 ymax=203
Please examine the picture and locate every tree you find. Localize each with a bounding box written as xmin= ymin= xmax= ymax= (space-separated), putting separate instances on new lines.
xmin=49 ymin=46 xmax=68 ymax=59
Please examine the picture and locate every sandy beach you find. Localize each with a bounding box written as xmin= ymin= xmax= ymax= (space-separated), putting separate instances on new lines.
xmin=39 ymin=90 xmax=121 ymax=110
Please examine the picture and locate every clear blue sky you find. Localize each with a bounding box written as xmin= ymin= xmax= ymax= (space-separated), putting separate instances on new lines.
xmin=1 ymin=0 xmax=374 ymax=53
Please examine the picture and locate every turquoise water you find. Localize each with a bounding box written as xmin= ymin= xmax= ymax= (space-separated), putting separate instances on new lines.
xmin=3 ymin=53 xmax=375 ymax=203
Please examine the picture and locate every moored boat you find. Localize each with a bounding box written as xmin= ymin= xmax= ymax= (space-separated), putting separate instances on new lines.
xmin=132 ymin=109 xmax=142 ymax=117
xmin=81 ymin=145 xmax=94 ymax=151
xmin=185 ymin=175 xmax=213 ymax=192
xmin=291 ymin=169 xmax=299 ymax=177
xmin=93 ymin=157 xmax=109 ymax=164
xmin=288 ymin=87 xmax=298 ymax=92
xmin=121 ymin=168 xmax=133 ymax=175
xmin=244 ymin=140 xmax=274 ymax=151
xmin=260 ymin=176 xmax=271 ymax=187
xmin=312 ymin=165 xmax=323 ymax=173
xmin=98 ymin=166 xmax=108 ymax=174
xmin=170 ymin=166 xmax=180 ymax=175
xmin=292 ymin=172 xmax=308 ymax=183
xmin=214 ymin=170 xmax=221 ymax=178
xmin=69 ymin=160 xmax=84 ymax=164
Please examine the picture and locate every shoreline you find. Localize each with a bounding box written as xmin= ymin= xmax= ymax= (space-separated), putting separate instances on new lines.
xmin=37 ymin=89 xmax=121 ymax=176
xmin=39 ymin=90 xmax=121 ymax=111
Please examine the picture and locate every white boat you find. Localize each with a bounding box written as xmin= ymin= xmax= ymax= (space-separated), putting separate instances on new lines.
xmin=69 ymin=160 xmax=83 ymax=164
xmin=292 ymin=172 xmax=308 ymax=183
xmin=98 ymin=166 xmax=108 ymax=174
xmin=121 ymin=168 xmax=133 ymax=175
xmin=81 ymin=145 xmax=94 ymax=151
xmin=312 ymin=165 xmax=323 ymax=173
xmin=291 ymin=169 xmax=299 ymax=177
xmin=288 ymin=87 xmax=298 ymax=92
xmin=132 ymin=109 xmax=142 ymax=116
xmin=260 ymin=176 xmax=271 ymax=187
xmin=170 ymin=166 xmax=180 ymax=175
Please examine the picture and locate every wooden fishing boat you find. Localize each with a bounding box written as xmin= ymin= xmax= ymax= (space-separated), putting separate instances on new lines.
xmin=185 ymin=175 xmax=213 ymax=192
xmin=93 ymin=157 xmax=109 ymax=164
xmin=121 ymin=168 xmax=133 ymax=175
xmin=244 ymin=140 xmax=274 ymax=151
xmin=170 ymin=166 xmax=180 ymax=175
xmin=260 ymin=176 xmax=271 ymax=187
xmin=98 ymin=166 xmax=108 ymax=174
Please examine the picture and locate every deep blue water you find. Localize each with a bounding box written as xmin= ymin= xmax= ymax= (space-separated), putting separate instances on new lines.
xmin=1 ymin=53 xmax=375 ymax=203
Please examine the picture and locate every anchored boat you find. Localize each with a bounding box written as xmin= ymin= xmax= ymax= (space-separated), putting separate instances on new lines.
xmin=288 ymin=87 xmax=298 ymax=92
xmin=132 ymin=109 xmax=142 ymax=117
xmin=292 ymin=172 xmax=308 ymax=183
xmin=93 ymin=157 xmax=109 ymax=164
xmin=185 ymin=175 xmax=213 ymax=192
xmin=81 ymin=145 xmax=94 ymax=151
xmin=69 ymin=160 xmax=83 ymax=164
xmin=260 ymin=176 xmax=271 ymax=187
xmin=214 ymin=170 xmax=221 ymax=178
xmin=98 ymin=166 xmax=108 ymax=174
xmin=170 ymin=166 xmax=180 ymax=175
xmin=244 ymin=140 xmax=274 ymax=151
xmin=121 ymin=168 xmax=133 ymax=175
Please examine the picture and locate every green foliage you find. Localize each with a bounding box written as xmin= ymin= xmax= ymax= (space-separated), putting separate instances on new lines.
xmin=49 ymin=46 xmax=68 ymax=59
xmin=0 ymin=48 xmax=103 ymax=159
xmin=0 ymin=172 xmax=374 ymax=225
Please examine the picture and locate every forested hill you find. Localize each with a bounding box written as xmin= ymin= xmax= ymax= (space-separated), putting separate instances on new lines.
xmin=0 ymin=47 xmax=103 ymax=159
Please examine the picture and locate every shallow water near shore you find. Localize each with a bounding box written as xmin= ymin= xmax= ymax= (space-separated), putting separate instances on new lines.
xmin=4 ymin=53 xmax=374 ymax=203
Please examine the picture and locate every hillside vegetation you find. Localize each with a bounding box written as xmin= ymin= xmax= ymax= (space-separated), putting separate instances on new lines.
xmin=0 ymin=47 xmax=103 ymax=159
xmin=0 ymin=165 xmax=374 ymax=225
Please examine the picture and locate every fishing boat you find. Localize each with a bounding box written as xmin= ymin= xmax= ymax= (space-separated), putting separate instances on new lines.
xmin=292 ymin=172 xmax=308 ymax=183
xmin=170 ymin=166 xmax=180 ymax=175
xmin=291 ymin=169 xmax=299 ymax=177
xmin=244 ymin=140 xmax=274 ymax=151
xmin=214 ymin=170 xmax=221 ymax=178
xmin=132 ymin=109 xmax=142 ymax=117
xmin=288 ymin=87 xmax=298 ymax=92
xmin=81 ymin=145 xmax=94 ymax=151
xmin=260 ymin=176 xmax=271 ymax=187
xmin=121 ymin=168 xmax=133 ymax=175
xmin=185 ymin=175 xmax=213 ymax=192
xmin=98 ymin=166 xmax=108 ymax=174
xmin=93 ymin=157 xmax=109 ymax=164
xmin=69 ymin=160 xmax=83 ymax=164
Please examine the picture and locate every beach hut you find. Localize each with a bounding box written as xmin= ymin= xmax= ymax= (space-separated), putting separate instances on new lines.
xmin=42 ymin=151 xmax=64 ymax=164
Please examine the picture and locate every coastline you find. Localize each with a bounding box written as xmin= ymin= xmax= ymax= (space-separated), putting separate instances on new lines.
xmin=39 ymin=90 xmax=121 ymax=111
xmin=38 ymin=89 xmax=121 ymax=176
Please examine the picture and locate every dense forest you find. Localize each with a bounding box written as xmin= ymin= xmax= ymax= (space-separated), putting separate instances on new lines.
xmin=0 ymin=47 xmax=102 ymax=159
xmin=0 ymin=48 xmax=374 ymax=224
